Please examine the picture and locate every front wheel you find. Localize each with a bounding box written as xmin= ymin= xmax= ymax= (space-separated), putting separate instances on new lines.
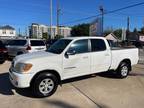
xmin=117 ymin=62 xmax=130 ymax=78
xmin=32 ymin=73 xmax=58 ymax=98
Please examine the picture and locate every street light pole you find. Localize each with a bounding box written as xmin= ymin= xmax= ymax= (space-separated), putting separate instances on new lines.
xmin=50 ymin=0 xmax=53 ymax=39
xmin=57 ymin=0 xmax=60 ymax=37
xmin=99 ymin=6 xmax=104 ymax=36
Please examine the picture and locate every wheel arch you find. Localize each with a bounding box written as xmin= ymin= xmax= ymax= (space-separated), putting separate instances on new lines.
xmin=30 ymin=70 xmax=61 ymax=87
xmin=118 ymin=59 xmax=132 ymax=71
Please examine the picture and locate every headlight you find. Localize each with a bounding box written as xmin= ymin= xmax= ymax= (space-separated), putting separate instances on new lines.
xmin=15 ymin=63 xmax=33 ymax=73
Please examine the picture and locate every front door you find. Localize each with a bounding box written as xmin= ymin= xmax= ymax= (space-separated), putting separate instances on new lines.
xmin=63 ymin=39 xmax=91 ymax=79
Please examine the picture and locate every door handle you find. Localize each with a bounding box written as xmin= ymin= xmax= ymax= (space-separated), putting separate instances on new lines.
xmin=83 ymin=56 xmax=88 ymax=59
xmin=105 ymin=54 xmax=110 ymax=56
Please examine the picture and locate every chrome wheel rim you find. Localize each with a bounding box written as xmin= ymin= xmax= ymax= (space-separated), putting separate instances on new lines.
xmin=39 ymin=78 xmax=54 ymax=94
xmin=121 ymin=66 xmax=128 ymax=76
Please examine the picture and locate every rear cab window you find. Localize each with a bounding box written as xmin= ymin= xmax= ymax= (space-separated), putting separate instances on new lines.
xmin=8 ymin=40 xmax=27 ymax=46
xmin=30 ymin=40 xmax=45 ymax=46
xmin=91 ymin=39 xmax=106 ymax=52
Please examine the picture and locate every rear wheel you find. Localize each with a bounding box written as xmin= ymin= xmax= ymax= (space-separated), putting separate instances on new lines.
xmin=17 ymin=52 xmax=23 ymax=55
xmin=0 ymin=60 xmax=5 ymax=64
xmin=32 ymin=73 xmax=58 ymax=97
xmin=0 ymin=54 xmax=5 ymax=64
xmin=117 ymin=62 xmax=130 ymax=78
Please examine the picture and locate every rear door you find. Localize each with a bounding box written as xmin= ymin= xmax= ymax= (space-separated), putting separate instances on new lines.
xmin=30 ymin=40 xmax=46 ymax=52
xmin=63 ymin=39 xmax=91 ymax=79
xmin=90 ymin=39 xmax=111 ymax=73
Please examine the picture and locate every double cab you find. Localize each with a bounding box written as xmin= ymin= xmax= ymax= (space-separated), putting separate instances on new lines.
xmin=9 ymin=37 xmax=139 ymax=97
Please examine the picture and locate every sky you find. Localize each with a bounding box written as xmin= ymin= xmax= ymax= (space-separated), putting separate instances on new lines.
xmin=0 ymin=0 xmax=144 ymax=35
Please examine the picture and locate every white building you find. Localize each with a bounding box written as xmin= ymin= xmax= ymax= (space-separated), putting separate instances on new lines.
xmin=29 ymin=23 xmax=71 ymax=39
xmin=105 ymin=33 xmax=120 ymax=42
xmin=0 ymin=25 xmax=16 ymax=38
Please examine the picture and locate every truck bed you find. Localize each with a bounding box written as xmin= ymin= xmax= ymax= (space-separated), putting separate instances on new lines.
xmin=111 ymin=47 xmax=136 ymax=50
xmin=110 ymin=47 xmax=139 ymax=70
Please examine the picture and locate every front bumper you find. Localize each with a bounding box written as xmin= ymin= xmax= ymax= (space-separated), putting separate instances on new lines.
xmin=9 ymin=68 xmax=33 ymax=88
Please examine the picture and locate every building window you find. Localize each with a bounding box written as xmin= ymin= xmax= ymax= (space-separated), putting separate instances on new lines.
xmin=10 ymin=31 xmax=14 ymax=34
xmin=2 ymin=30 xmax=6 ymax=34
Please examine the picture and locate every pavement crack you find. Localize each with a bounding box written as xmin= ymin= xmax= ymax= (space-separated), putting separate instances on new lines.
xmin=137 ymin=77 xmax=144 ymax=89
xmin=70 ymin=83 xmax=103 ymax=108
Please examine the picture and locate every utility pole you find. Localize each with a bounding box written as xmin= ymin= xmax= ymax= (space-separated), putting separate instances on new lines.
xmin=127 ymin=16 xmax=130 ymax=32
xmin=25 ymin=27 xmax=27 ymax=37
xmin=50 ymin=0 xmax=53 ymax=39
xmin=99 ymin=6 xmax=104 ymax=36
xmin=126 ymin=16 xmax=130 ymax=40
xmin=18 ymin=28 xmax=21 ymax=36
xmin=57 ymin=0 xmax=60 ymax=36
xmin=143 ymin=17 xmax=144 ymax=27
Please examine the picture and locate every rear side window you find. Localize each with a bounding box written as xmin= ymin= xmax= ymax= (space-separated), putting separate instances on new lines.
xmin=30 ymin=40 xmax=45 ymax=46
xmin=91 ymin=39 xmax=106 ymax=52
xmin=8 ymin=40 xmax=27 ymax=46
xmin=69 ymin=39 xmax=88 ymax=54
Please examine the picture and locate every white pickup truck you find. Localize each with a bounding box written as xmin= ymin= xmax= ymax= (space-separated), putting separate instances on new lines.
xmin=9 ymin=37 xmax=139 ymax=97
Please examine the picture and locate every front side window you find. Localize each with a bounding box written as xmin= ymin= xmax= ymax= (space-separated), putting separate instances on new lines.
xmin=68 ymin=39 xmax=88 ymax=54
xmin=91 ymin=39 xmax=106 ymax=52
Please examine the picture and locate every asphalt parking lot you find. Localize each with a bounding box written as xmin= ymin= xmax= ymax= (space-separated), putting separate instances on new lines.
xmin=0 ymin=61 xmax=144 ymax=108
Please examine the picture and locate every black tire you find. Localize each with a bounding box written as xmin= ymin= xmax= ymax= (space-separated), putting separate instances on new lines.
xmin=17 ymin=52 xmax=23 ymax=55
xmin=117 ymin=62 xmax=130 ymax=78
xmin=0 ymin=60 xmax=5 ymax=64
xmin=32 ymin=73 xmax=58 ymax=98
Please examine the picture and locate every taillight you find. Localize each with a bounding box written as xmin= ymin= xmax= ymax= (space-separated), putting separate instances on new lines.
xmin=0 ymin=48 xmax=7 ymax=53
xmin=26 ymin=46 xmax=31 ymax=50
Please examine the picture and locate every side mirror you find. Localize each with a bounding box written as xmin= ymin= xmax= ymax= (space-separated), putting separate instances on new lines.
xmin=67 ymin=49 xmax=76 ymax=55
xmin=65 ymin=49 xmax=76 ymax=58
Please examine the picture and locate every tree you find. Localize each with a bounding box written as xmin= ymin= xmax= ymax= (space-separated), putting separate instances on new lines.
xmin=55 ymin=35 xmax=64 ymax=39
xmin=71 ymin=23 xmax=90 ymax=36
xmin=113 ymin=29 xmax=122 ymax=39
xmin=104 ymin=27 xmax=114 ymax=36
xmin=42 ymin=33 xmax=49 ymax=40
xmin=140 ymin=27 xmax=144 ymax=35
xmin=104 ymin=30 xmax=113 ymax=36
xmin=133 ymin=28 xmax=138 ymax=33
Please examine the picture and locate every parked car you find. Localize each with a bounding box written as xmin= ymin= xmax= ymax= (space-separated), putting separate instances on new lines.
xmin=9 ymin=37 xmax=139 ymax=97
xmin=0 ymin=40 xmax=8 ymax=64
xmin=46 ymin=39 xmax=58 ymax=48
xmin=6 ymin=39 xmax=46 ymax=57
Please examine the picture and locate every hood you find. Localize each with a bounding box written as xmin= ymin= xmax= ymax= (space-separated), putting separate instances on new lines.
xmin=14 ymin=51 xmax=57 ymax=63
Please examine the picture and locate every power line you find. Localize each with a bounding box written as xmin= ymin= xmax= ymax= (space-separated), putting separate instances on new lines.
xmin=105 ymin=2 xmax=144 ymax=15
xmin=61 ymin=1 xmax=144 ymax=25
xmin=61 ymin=10 xmax=96 ymax=16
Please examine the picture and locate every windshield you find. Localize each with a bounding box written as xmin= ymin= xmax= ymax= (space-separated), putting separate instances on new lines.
xmin=30 ymin=40 xmax=45 ymax=46
xmin=47 ymin=39 xmax=72 ymax=54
